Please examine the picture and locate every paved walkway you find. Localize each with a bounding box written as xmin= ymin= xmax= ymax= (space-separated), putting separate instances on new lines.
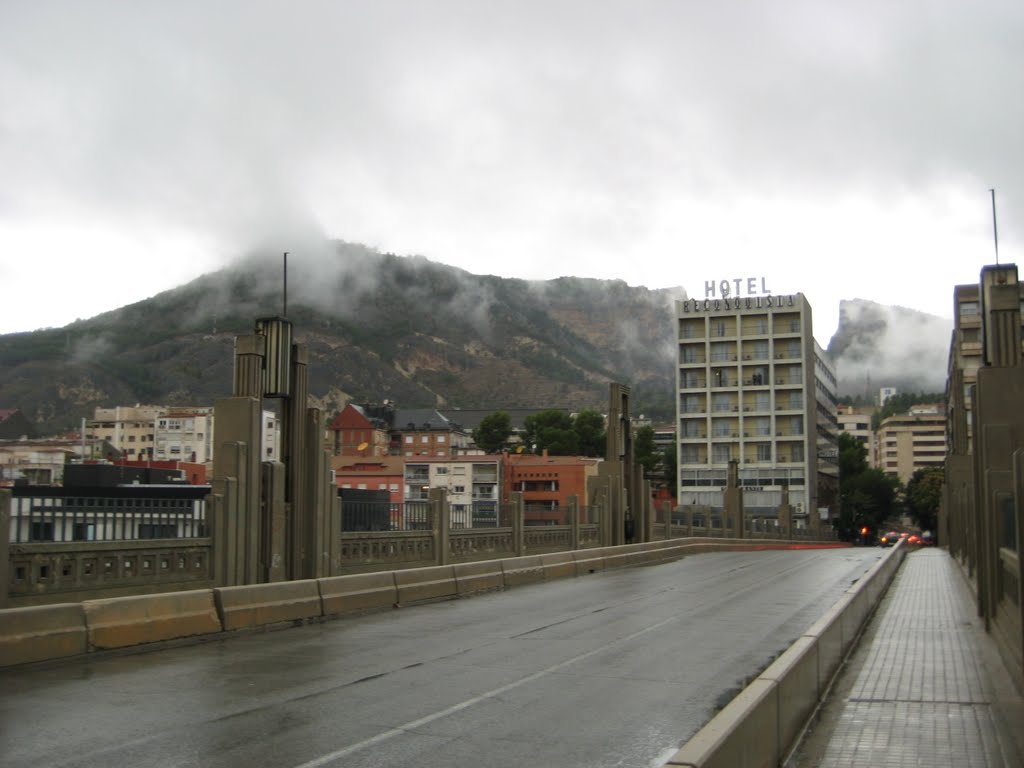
xmin=789 ymin=547 xmax=1024 ymax=768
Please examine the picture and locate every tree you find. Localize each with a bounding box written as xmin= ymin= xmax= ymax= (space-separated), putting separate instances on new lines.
xmin=905 ymin=466 xmax=943 ymax=533
xmin=633 ymin=425 xmax=659 ymax=476
xmin=523 ymin=410 xmax=575 ymax=454
xmin=573 ymin=409 xmax=606 ymax=457
xmin=836 ymin=432 xmax=900 ymax=539
xmin=472 ymin=411 xmax=513 ymax=453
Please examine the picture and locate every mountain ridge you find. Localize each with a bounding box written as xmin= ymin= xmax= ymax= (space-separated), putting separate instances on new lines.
xmin=0 ymin=243 xmax=950 ymax=434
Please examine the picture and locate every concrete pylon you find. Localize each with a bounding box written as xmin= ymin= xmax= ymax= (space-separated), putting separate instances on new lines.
xmin=211 ymin=314 xmax=340 ymax=585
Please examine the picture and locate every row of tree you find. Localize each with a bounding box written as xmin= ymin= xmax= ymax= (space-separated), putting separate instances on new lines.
xmin=471 ymin=410 xmax=673 ymax=483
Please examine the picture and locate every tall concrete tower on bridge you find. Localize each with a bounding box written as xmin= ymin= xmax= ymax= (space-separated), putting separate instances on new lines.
xmin=210 ymin=314 xmax=340 ymax=586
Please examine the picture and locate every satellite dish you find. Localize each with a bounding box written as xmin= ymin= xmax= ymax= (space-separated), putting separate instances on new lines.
xmin=357 ymin=442 xmax=369 ymax=451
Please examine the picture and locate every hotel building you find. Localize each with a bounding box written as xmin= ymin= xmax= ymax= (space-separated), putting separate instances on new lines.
xmin=675 ymin=292 xmax=838 ymax=525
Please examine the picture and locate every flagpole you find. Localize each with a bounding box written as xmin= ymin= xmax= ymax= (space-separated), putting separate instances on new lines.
xmin=990 ymin=189 xmax=999 ymax=264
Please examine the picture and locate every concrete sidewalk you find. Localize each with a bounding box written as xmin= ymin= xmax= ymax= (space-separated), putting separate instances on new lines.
xmin=788 ymin=547 xmax=1024 ymax=768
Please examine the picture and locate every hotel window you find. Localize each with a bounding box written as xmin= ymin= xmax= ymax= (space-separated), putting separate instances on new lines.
xmin=712 ymin=368 xmax=730 ymax=387
xmin=712 ymin=420 xmax=731 ymax=437
xmin=683 ymin=421 xmax=702 ymax=438
xmin=791 ymin=443 xmax=804 ymax=462
xmin=756 ymin=444 xmax=771 ymax=461
xmin=681 ymin=445 xmax=699 ymax=463
xmin=712 ymin=394 xmax=732 ymax=412
xmin=712 ymin=320 xmax=727 ymax=337
xmin=436 ymin=467 xmax=448 ymax=474
xmin=750 ymin=341 xmax=768 ymax=360
xmin=959 ymin=301 xmax=979 ymax=316
xmin=710 ymin=343 xmax=732 ymax=362
xmin=682 ymin=347 xmax=700 ymax=363
xmin=683 ymin=395 xmax=702 ymax=413
xmin=712 ymin=444 xmax=732 ymax=463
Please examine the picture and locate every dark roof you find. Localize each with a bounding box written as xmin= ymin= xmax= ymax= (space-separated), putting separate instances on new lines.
xmin=393 ymin=409 xmax=462 ymax=432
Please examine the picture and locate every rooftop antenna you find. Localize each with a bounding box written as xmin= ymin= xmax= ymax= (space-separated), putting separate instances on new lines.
xmin=989 ymin=189 xmax=999 ymax=264
xmin=283 ymin=251 xmax=289 ymax=316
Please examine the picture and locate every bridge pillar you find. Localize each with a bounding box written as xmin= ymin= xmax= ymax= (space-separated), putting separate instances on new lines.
xmin=0 ymin=490 xmax=9 ymax=608
xmin=569 ymin=495 xmax=580 ymax=550
xmin=432 ymin=488 xmax=450 ymax=565
xmin=511 ymin=492 xmax=524 ymax=557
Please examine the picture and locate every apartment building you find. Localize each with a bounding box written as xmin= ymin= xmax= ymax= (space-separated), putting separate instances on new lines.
xmin=404 ymin=456 xmax=502 ymax=527
xmin=154 ymin=408 xmax=215 ymax=464
xmin=675 ymin=292 xmax=838 ymax=524
xmin=332 ymin=455 xmax=405 ymax=502
xmin=394 ymin=409 xmax=471 ymax=458
xmin=502 ymin=451 xmax=603 ymax=523
xmin=838 ymin=404 xmax=877 ymax=465
xmin=874 ymin=404 xmax=946 ymax=484
xmin=86 ymin=405 xmax=165 ymax=460
xmin=88 ymin=405 xmax=279 ymax=465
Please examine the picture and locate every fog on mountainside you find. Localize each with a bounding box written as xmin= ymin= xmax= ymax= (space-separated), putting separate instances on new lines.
xmin=827 ymin=299 xmax=951 ymax=398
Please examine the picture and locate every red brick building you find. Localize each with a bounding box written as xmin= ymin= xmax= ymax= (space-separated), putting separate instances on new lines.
xmin=502 ymin=451 xmax=602 ymax=523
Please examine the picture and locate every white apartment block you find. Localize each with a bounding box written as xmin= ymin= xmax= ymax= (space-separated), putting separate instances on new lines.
xmin=404 ymin=457 xmax=501 ymax=528
xmin=155 ymin=409 xmax=215 ymax=463
xmin=675 ymin=291 xmax=838 ymax=524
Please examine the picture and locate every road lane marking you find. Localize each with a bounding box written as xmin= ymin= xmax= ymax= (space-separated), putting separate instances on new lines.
xmin=290 ymin=611 xmax=686 ymax=768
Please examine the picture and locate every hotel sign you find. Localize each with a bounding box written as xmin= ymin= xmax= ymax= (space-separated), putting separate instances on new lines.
xmin=681 ymin=294 xmax=797 ymax=312
xmin=705 ymin=277 xmax=771 ymax=298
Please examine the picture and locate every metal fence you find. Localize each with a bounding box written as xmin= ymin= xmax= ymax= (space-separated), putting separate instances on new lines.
xmin=340 ymin=500 xmax=433 ymax=532
xmin=9 ymin=492 xmax=208 ymax=543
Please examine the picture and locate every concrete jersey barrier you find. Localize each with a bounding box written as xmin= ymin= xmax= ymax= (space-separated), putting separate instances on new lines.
xmin=215 ymin=580 xmax=322 ymax=631
xmin=319 ymin=572 xmax=398 ymax=615
xmin=82 ymin=589 xmax=222 ymax=650
xmin=0 ymin=603 xmax=88 ymax=667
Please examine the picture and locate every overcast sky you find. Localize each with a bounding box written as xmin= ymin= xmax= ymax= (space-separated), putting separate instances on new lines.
xmin=1 ymin=1 xmax=1021 ymax=344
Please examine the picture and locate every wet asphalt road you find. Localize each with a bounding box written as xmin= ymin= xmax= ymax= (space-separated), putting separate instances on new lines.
xmin=0 ymin=548 xmax=883 ymax=768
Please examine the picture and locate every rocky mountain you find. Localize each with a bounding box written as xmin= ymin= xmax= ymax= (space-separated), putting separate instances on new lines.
xmin=827 ymin=299 xmax=951 ymax=400
xmin=0 ymin=244 xmax=953 ymax=437
xmin=0 ymin=243 xmax=685 ymax=434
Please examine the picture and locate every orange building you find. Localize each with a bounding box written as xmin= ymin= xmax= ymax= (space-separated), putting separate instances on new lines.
xmin=502 ymin=451 xmax=602 ymax=523
xmin=331 ymin=455 xmax=405 ymax=502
